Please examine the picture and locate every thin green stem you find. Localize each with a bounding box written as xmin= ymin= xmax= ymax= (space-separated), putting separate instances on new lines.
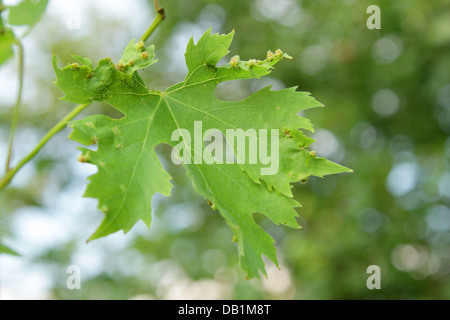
xmin=139 ymin=0 xmax=165 ymax=43
xmin=0 ymin=104 xmax=89 ymax=191
xmin=5 ymin=40 xmax=24 ymax=172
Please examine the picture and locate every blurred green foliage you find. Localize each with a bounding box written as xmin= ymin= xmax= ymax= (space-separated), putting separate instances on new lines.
xmin=0 ymin=0 xmax=449 ymax=299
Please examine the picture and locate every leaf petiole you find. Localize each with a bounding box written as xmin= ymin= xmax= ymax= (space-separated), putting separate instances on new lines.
xmin=0 ymin=104 xmax=90 ymax=191
xmin=139 ymin=0 xmax=165 ymax=43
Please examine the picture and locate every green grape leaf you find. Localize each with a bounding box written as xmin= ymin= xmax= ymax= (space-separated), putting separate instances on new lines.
xmin=0 ymin=242 xmax=19 ymax=256
xmin=0 ymin=28 xmax=15 ymax=65
xmin=0 ymin=2 xmax=14 ymax=65
xmin=7 ymin=0 xmax=48 ymax=28
xmin=0 ymin=0 xmax=48 ymax=66
xmin=53 ymin=29 xmax=351 ymax=278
